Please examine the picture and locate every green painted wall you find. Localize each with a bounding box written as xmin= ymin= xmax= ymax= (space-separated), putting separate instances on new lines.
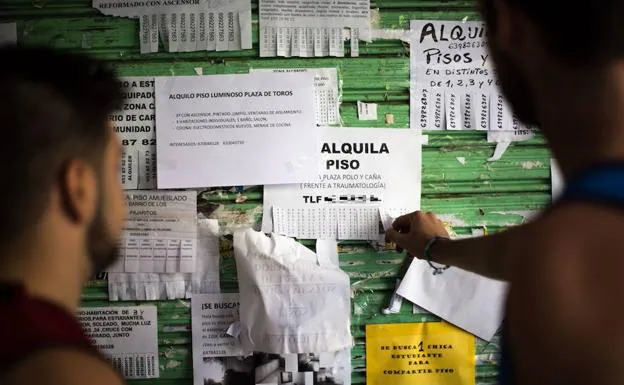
xmin=1 ymin=1 xmax=552 ymax=384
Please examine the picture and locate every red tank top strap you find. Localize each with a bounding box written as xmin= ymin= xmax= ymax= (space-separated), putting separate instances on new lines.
xmin=0 ymin=282 xmax=102 ymax=372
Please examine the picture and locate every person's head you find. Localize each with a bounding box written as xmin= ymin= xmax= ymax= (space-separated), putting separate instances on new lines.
xmin=478 ymin=0 xmax=624 ymax=127
xmin=0 ymin=46 xmax=126 ymax=275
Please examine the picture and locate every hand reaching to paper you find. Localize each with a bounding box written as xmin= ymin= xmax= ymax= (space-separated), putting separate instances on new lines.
xmin=385 ymin=211 xmax=450 ymax=259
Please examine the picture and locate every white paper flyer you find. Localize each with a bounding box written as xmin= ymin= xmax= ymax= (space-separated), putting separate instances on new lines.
xmin=259 ymin=0 xmax=371 ymax=58
xmin=106 ymin=190 xmax=198 ymax=273
xmin=108 ymin=218 xmax=220 ymax=301
xmin=154 ymin=72 xmax=319 ymax=189
xmin=78 ymin=305 xmax=159 ymax=379
xmin=250 ymin=68 xmax=341 ymax=126
xmin=409 ymin=19 xmax=535 ymax=135
xmin=92 ymin=0 xmax=252 ymax=54
xmin=262 ymin=127 xmax=423 ymax=240
xmin=113 ymin=76 xmax=157 ymax=189
xmin=191 ymin=293 xmax=254 ymax=385
xmin=233 ymin=229 xmax=353 ymax=354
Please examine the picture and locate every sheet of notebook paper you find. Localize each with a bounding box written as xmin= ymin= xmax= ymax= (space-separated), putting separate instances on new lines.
xmin=92 ymin=0 xmax=252 ymax=53
xmin=262 ymin=127 xmax=423 ymax=240
xmin=409 ymin=19 xmax=534 ymax=134
xmin=250 ymin=68 xmax=341 ymax=126
xmin=259 ymin=0 xmax=371 ymax=58
xmin=113 ymin=77 xmax=157 ymax=189
xmin=107 ymin=191 xmax=197 ymax=274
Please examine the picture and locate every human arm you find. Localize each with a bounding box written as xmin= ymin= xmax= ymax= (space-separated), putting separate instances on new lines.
xmin=385 ymin=211 xmax=528 ymax=281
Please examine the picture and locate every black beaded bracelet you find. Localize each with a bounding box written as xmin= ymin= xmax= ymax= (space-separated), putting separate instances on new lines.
xmin=424 ymin=236 xmax=450 ymax=275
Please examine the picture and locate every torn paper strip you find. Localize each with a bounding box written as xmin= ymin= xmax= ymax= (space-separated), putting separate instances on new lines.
xmin=114 ymin=77 xmax=157 ymax=189
xmin=315 ymin=239 xmax=339 ymax=267
xmin=0 ymin=23 xmax=17 ymax=45
xmin=486 ymin=127 xmax=535 ymax=161
xmin=551 ymin=158 xmax=564 ymax=202
xmin=262 ymin=127 xmax=423 ymax=240
xmin=397 ymin=258 xmax=507 ymax=341
xmin=108 ymin=218 xmax=220 ymax=301
xmin=106 ymin=191 xmax=197 ymax=273
xmin=92 ymin=0 xmax=252 ymax=53
xmin=78 ymin=306 xmax=159 ymax=379
xmin=250 ymin=68 xmax=341 ymax=126
xmin=154 ymin=72 xmax=319 ymax=188
xmin=259 ymin=0 xmax=371 ymax=58
xmin=409 ymin=19 xmax=535 ymax=133
xmin=233 ymin=229 xmax=353 ymax=353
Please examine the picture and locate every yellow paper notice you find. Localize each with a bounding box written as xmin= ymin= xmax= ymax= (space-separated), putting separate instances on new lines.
xmin=366 ymin=322 xmax=475 ymax=385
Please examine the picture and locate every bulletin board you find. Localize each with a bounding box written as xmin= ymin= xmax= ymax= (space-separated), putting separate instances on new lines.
xmin=0 ymin=1 xmax=552 ymax=384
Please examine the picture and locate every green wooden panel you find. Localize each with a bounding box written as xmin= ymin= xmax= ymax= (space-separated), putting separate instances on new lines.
xmin=1 ymin=1 xmax=552 ymax=384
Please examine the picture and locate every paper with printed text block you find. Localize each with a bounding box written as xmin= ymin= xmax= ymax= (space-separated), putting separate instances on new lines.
xmin=107 ymin=190 xmax=197 ymax=273
xmin=250 ymin=67 xmax=341 ymax=126
xmin=262 ymin=127 xmax=423 ymax=240
xmin=92 ymin=0 xmax=252 ymax=53
xmin=113 ymin=76 xmax=157 ymax=189
xmin=78 ymin=305 xmax=159 ymax=379
xmin=108 ymin=218 xmax=219 ymax=300
xmin=259 ymin=0 xmax=371 ymax=58
xmin=155 ymin=72 xmax=319 ymax=188
xmin=366 ymin=322 xmax=475 ymax=385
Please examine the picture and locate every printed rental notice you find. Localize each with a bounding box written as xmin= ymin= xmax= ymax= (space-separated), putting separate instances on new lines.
xmin=155 ymin=72 xmax=319 ymax=189
xmin=78 ymin=305 xmax=159 ymax=379
xmin=107 ymin=190 xmax=197 ymax=274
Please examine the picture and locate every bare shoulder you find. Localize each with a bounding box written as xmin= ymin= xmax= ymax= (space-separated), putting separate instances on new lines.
xmin=2 ymin=348 xmax=124 ymax=385
xmin=508 ymin=203 xmax=624 ymax=384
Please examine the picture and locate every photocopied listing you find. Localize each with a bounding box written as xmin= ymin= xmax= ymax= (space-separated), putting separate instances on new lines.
xmin=92 ymin=0 xmax=252 ymax=53
xmin=262 ymin=127 xmax=423 ymax=240
xmin=250 ymin=67 xmax=341 ymax=126
xmin=108 ymin=218 xmax=220 ymax=301
xmin=107 ymin=191 xmax=198 ymax=274
xmin=78 ymin=306 xmax=159 ymax=379
xmin=112 ymin=76 xmax=157 ymax=189
xmin=259 ymin=0 xmax=371 ymax=58
xmin=409 ymin=19 xmax=534 ymax=135
xmin=191 ymin=293 xmax=254 ymax=385
xmin=233 ymin=228 xmax=353 ymax=354
xmin=155 ymin=72 xmax=319 ymax=188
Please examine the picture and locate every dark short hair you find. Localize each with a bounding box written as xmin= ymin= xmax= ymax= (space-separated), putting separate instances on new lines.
xmin=0 ymin=46 xmax=122 ymax=244
xmin=482 ymin=0 xmax=624 ymax=65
